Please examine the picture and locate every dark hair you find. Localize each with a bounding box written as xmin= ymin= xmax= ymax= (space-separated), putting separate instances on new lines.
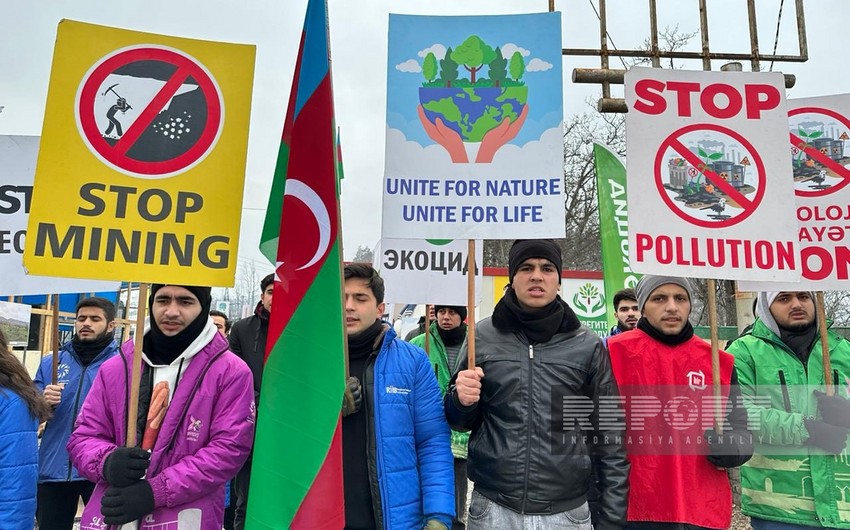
xmin=260 ymin=273 xmax=275 ymax=293
xmin=344 ymin=263 xmax=385 ymax=303
xmin=0 ymin=329 xmax=52 ymax=422
xmin=613 ymin=288 xmax=637 ymax=309
xmin=209 ymin=310 xmax=231 ymax=333
xmin=76 ymin=296 xmax=117 ymax=322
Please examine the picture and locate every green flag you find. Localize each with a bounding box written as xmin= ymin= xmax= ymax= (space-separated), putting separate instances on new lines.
xmin=594 ymin=142 xmax=641 ymax=330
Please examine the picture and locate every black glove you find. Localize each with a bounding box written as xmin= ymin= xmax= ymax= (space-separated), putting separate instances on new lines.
xmin=101 ymin=480 xmax=155 ymax=524
xmin=704 ymin=429 xmax=753 ymax=468
xmin=342 ymin=376 xmax=362 ymax=417
xmin=804 ymin=418 xmax=849 ymax=454
xmin=102 ymin=447 xmax=150 ymax=487
xmin=814 ymin=390 xmax=850 ymax=428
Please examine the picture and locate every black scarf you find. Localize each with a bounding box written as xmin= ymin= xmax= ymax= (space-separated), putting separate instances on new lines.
xmin=71 ymin=332 xmax=113 ymax=366
xmin=144 ymin=313 xmax=208 ymax=366
xmin=636 ymin=316 xmax=694 ymax=346
xmin=780 ymin=324 xmax=818 ymax=365
xmin=254 ymin=301 xmax=270 ymax=323
xmin=437 ymin=323 xmax=467 ymax=347
xmin=348 ymin=320 xmax=384 ymax=359
xmin=492 ymin=289 xmax=580 ymax=343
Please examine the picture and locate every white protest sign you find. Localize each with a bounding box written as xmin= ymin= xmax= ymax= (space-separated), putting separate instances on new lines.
xmin=374 ymin=239 xmax=483 ymax=305
xmin=625 ymin=67 xmax=800 ymax=281
xmin=740 ymin=93 xmax=850 ymax=291
xmin=0 ymin=136 xmax=120 ymax=295
xmin=381 ymin=13 xmax=565 ymax=240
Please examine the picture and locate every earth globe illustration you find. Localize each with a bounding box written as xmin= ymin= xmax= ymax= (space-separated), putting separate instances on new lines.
xmin=418 ymin=86 xmax=528 ymax=142
xmin=417 ymin=35 xmax=529 ymax=142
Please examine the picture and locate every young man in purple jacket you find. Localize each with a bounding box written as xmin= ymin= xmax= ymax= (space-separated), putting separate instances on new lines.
xmin=68 ymin=284 xmax=255 ymax=530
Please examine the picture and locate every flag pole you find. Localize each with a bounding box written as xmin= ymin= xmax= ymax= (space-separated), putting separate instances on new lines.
xmin=126 ymin=283 xmax=148 ymax=447
xmin=51 ymin=294 xmax=60 ymax=385
xmin=467 ymin=239 xmax=476 ymax=367
xmin=707 ymin=279 xmax=722 ymax=435
xmin=816 ymin=291 xmax=833 ymax=395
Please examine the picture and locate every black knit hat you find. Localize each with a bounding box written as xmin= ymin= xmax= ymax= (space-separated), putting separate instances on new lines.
xmin=149 ymin=284 xmax=213 ymax=316
xmin=508 ymin=239 xmax=563 ymax=284
xmin=433 ymin=305 xmax=467 ymax=322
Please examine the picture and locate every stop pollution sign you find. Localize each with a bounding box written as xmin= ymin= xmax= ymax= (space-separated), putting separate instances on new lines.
xmin=741 ymin=93 xmax=850 ymax=292
xmin=625 ymin=67 xmax=800 ymax=282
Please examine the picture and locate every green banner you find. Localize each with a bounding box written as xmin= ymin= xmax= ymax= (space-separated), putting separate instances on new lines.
xmin=594 ymin=143 xmax=641 ymax=331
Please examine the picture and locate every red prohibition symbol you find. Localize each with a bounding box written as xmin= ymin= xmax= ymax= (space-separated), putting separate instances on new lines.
xmin=76 ymin=45 xmax=223 ymax=178
xmin=654 ymin=123 xmax=766 ymax=228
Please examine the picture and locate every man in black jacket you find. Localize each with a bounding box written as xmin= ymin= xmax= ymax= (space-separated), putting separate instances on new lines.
xmin=446 ymin=239 xmax=629 ymax=530
xmin=228 ymin=272 xmax=273 ymax=530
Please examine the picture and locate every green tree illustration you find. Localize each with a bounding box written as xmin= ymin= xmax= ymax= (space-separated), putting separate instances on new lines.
xmin=488 ymin=46 xmax=507 ymax=87
xmin=439 ymin=46 xmax=459 ymax=88
xmin=509 ymin=51 xmax=525 ymax=81
xmin=422 ymin=52 xmax=438 ymax=84
xmin=451 ymin=35 xmax=496 ymax=84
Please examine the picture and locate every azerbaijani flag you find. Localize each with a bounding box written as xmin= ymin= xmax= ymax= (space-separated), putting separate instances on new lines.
xmin=248 ymin=0 xmax=345 ymax=528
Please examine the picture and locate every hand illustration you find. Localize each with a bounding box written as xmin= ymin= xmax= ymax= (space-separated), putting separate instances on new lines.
xmin=417 ymin=105 xmax=468 ymax=163
xmin=475 ymin=104 xmax=529 ymax=164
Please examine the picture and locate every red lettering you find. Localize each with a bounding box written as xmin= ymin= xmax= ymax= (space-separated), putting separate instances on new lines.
xmin=690 ymin=238 xmax=706 ymax=266
xmin=675 ymin=236 xmax=688 ymax=265
xmin=658 ymin=235 xmax=673 ymax=264
xmin=666 ymin=81 xmax=701 ymax=117
xmin=700 ymin=83 xmax=743 ymax=119
xmin=775 ymin=241 xmax=795 ymax=270
xmin=837 ymin=247 xmax=850 ymax=280
xmin=633 ymin=79 xmax=667 ymax=115
xmin=802 ymin=246 xmax=831 ymax=281
xmin=744 ymin=84 xmax=781 ymax=119
xmin=633 ymin=79 xmax=780 ymax=119
xmin=635 ymin=233 xmax=653 ymax=261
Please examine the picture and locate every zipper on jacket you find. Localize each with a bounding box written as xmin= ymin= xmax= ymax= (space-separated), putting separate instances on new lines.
xmin=363 ymin=352 xmax=384 ymax=529
xmin=778 ymin=370 xmax=792 ymax=413
xmin=521 ymin=342 xmax=534 ymax=513
xmin=834 ymin=369 xmax=840 ymax=389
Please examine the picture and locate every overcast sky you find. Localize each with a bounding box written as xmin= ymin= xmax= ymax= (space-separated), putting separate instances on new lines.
xmin=1 ymin=0 xmax=846 ymax=279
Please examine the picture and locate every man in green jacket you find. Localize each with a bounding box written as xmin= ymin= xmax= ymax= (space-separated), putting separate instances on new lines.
xmin=728 ymin=291 xmax=850 ymax=529
xmin=411 ymin=305 xmax=469 ymax=530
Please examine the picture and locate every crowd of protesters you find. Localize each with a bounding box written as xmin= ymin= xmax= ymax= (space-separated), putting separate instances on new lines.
xmin=4 ymin=239 xmax=850 ymax=529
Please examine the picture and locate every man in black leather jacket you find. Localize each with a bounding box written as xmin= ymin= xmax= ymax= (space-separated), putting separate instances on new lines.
xmin=445 ymin=239 xmax=629 ymax=530
xmin=228 ymin=272 xmax=273 ymax=530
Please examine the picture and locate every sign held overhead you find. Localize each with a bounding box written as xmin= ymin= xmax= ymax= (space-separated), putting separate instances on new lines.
xmin=625 ymin=67 xmax=800 ymax=282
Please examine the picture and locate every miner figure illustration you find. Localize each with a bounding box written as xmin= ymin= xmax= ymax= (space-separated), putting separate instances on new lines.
xmin=104 ymin=96 xmax=131 ymax=138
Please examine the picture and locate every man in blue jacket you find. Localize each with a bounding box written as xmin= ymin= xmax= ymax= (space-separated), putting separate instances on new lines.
xmin=34 ymin=296 xmax=119 ymax=530
xmin=341 ymin=263 xmax=454 ymax=530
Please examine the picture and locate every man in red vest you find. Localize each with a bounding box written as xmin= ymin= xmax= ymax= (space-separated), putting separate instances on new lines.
xmin=606 ymin=275 xmax=753 ymax=530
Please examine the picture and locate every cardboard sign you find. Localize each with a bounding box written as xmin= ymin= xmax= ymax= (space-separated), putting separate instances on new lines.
xmin=740 ymin=94 xmax=850 ymax=291
xmin=381 ymin=13 xmax=565 ymax=240
xmin=625 ymin=67 xmax=800 ymax=281
xmin=23 ymin=20 xmax=255 ymax=286
xmin=374 ymin=238 xmax=483 ymax=305
xmin=0 ymin=135 xmax=120 ymax=295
